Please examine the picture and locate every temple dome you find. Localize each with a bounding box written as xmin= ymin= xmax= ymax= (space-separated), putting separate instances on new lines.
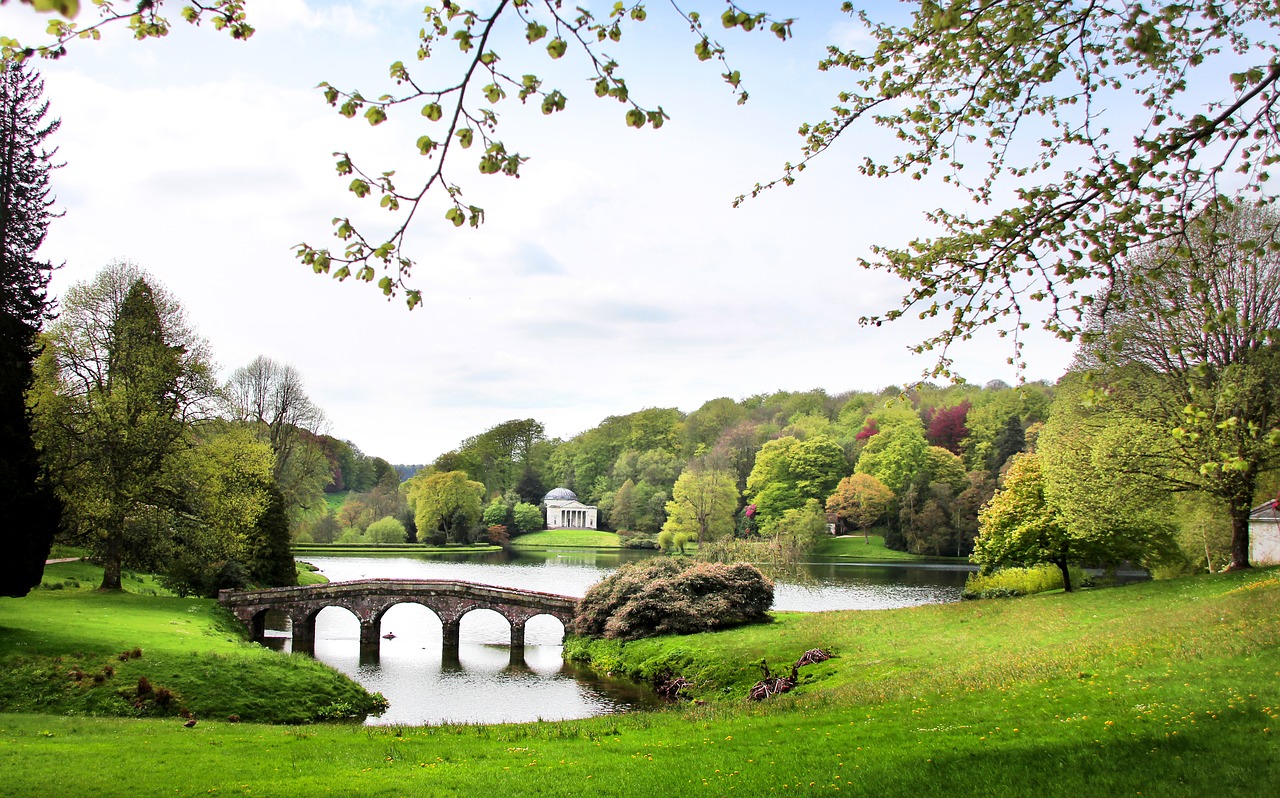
xmin=544 ymin=487 xmax=577 ymax=502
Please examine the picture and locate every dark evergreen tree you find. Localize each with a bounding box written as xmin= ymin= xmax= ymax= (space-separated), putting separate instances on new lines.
xmin=249 ymin=483 xmax=296 ymax=587
xmin=990 ymin=414 xmax=1027 ymax=474
xmin=0 ymin=59 xmax=62 ymax=597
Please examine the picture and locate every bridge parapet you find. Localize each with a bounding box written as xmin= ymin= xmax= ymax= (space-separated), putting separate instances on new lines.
xmin=218 ymin=579 xmax=579 ymax=652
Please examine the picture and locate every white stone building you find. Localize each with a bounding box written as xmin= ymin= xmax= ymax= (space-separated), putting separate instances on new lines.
xmin=1250 ymin=501 xmax=1280 ymax=565
xmin=544 ymin=487 xmax=598 ymax=530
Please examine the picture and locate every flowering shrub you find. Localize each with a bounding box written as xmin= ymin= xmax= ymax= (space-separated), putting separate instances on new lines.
xmin=571 ymin=558 xmax=774 ymax=641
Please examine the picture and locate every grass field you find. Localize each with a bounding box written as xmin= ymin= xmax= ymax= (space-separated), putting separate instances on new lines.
xmin=322 ymin=490 xmax=349 ymax=513
xmin=2 ymin=564 xmax=1278 ymax=796
xmin=810 ymin=533 xmax=957 ymax=562
xmin=509 ymin=529 xmax=624 ymax=548
xmin=0 ymin=562 xmax=383 ymax=725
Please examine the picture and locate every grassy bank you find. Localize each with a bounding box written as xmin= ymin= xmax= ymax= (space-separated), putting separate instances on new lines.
xmin=2 ymin=567 xmax=1278 ymax=796
xmin=0 ymin=563 xmax=383 ymax=725
xmin=509 ymin=530 xmax=624 ymax=548
xmin=810 ymin=533 xmax=959 ymax=562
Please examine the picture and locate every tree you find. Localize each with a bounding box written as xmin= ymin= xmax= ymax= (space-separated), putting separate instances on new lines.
xmin=248 ymin=483 xmax=295 ymax=587
xmin=481 ymin=497 xmax=510 ymax=528
xmin=826 ymin=473 xmax=893 ymax=541
xmin=972 ymin=453 xmax=1077 ymax=591
xmin=950 ymin=471 xmax=997 ymax=557
xmin=1038 ymin=379 xmax=1181 ymax=573
xmin=1079 ymin=201 xmax=1280 ymax=570
xmin=899 ymin=481 xmax=956 ymax=557
xmin=365 ymin=515 xmax=408 ymax=545
xmin=745 ymin=434 xmax=846 ymax=525
xmin=511 ymin=501 xmax=543 ymax=534
xmin=0 ymin=58 xmax=61 ymax=596
xmin=224 ymin=356 xmax=331 ymax=522
xmin=33 ymin=262 xmax=217 ymax=589
xmin=661 ymin=464 xmax=739 ymax=545
xmin=854 ymin=413 xmax=927 ymax=496
xmin=989 ymin=415 xmax=1026 ymax=474
xmin=609 ymin=478 xmax=638 ymax=531
xmin=766 ymin=498 xmax=828 ymax=552
xmin=168 ymin=425 xmax=274 ymax=594
xmin=924 ymin=401 xmax=969 ymax=454
xmin=405 ymin=470 xmax=484 ymax=544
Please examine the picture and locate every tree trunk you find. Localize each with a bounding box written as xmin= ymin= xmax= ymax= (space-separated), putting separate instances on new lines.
xmin=1226 ymin=497 xmax=1253 ymax=572
xmin=1057 ymin=559 xmax=1072 ymax=593
xmin=99 ymin=533 xmax=122 ymax=591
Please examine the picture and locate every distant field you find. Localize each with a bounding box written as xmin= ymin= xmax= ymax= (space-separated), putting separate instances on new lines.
xmin=322 ymin=490 xmax=349 ymax=513
xmin=811 ymin=533 xmax=961 ymax=561
xmin=509 ymin=529 xmax=624 ymax=548
xmin=292 ymin=543 xmax=501 ymax=555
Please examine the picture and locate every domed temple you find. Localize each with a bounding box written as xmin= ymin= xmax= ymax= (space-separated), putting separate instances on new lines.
xmin=543 ymin=487 xmax=598 ymax=530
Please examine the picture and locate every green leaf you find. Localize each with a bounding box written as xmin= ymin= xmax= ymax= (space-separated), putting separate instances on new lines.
xmin=546 ymin=37 xmax=567 ymax=59
xmin=457 ymin=128 xmax=474 ymax=148
xmin=416 ymin=135 xmax=437 ymax=155
xmin=421 ymin=102 xmax=443 ymax=121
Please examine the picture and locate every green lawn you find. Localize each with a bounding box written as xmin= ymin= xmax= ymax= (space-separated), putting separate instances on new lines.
xmin=295 ymin=560 xmax=329 ymax=586
xmin=510 ymin=529 xmax=624 ymax=548
xmin=810 ymin=533 xmax=956 ymax=561
xmin=2 ymin=564 xmax=1278 ymax=796
xmin=0 ymin=562 xmax=383 ymax=725
xmin=322 ymin=490 xmax=349 ymax=513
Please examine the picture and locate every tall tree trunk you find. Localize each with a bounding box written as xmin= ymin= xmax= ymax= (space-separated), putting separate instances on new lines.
xmin=99 ymin=532 xmax=122 ymax=590
xmin=1226 ymin=497 xmax=1253 ymax=572
xmin=1057 ymin=558 xmax=1072 ymax=593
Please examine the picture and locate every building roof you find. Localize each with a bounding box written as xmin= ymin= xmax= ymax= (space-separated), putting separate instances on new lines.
xmin=1250 ymin=501 xmax=1280 ymax=521
xmin=544 ymin=487 xmax=578 ymax=502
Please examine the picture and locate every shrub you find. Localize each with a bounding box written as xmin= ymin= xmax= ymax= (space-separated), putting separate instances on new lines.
xmin=365 ymin=516 xmax=408 ymax=544
xmin=485 ymin=524 xmax=510 ymax=546
xmin=336 ymin=527 xmax=365 ymax=545
xmin=571 ymin=558 xmax=774 ymax=641
xmin=512 ymin=502 xmax=544 ymax=533
xmin=961 ymin=564 xmax=1088 ymax=599
xmin=161 ymin=558 xmax=251 ymax=598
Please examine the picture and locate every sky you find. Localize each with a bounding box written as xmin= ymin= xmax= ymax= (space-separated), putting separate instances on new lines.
xmin=3 ymin=1 xmax=1076 ymax=464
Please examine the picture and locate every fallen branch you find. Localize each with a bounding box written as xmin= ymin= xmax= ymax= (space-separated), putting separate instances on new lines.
xmin=748 ymin=648 xmax=832 ymax=701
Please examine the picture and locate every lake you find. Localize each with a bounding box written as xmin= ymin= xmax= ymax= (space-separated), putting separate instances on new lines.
xmin=287 ymin=548 xmax=973 ymax=725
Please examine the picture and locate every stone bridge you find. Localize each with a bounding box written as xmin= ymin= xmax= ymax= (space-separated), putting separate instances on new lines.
xmin=218 ymin=579 xmax=579 ymax=653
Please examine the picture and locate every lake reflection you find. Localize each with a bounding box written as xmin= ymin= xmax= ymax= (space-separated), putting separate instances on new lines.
xmin=301 ymin=603 xmax=658 ymax=726
xmin=302 ymin=549 xmax=973 ymax=611
xmin=293 ymin=548 xmax=973 ymax=725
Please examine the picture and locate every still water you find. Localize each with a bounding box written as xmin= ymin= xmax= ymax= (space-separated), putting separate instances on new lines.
xmin=289 ymin=548 xmax=973 ymax=726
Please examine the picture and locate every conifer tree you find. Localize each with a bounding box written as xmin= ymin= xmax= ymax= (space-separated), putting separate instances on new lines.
xmin=0 ymin=59 xmax=62 ymax=597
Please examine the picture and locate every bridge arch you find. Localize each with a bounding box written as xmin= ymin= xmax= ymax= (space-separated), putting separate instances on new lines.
xmin=219 ymin=579 xmax=579 ymax=654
